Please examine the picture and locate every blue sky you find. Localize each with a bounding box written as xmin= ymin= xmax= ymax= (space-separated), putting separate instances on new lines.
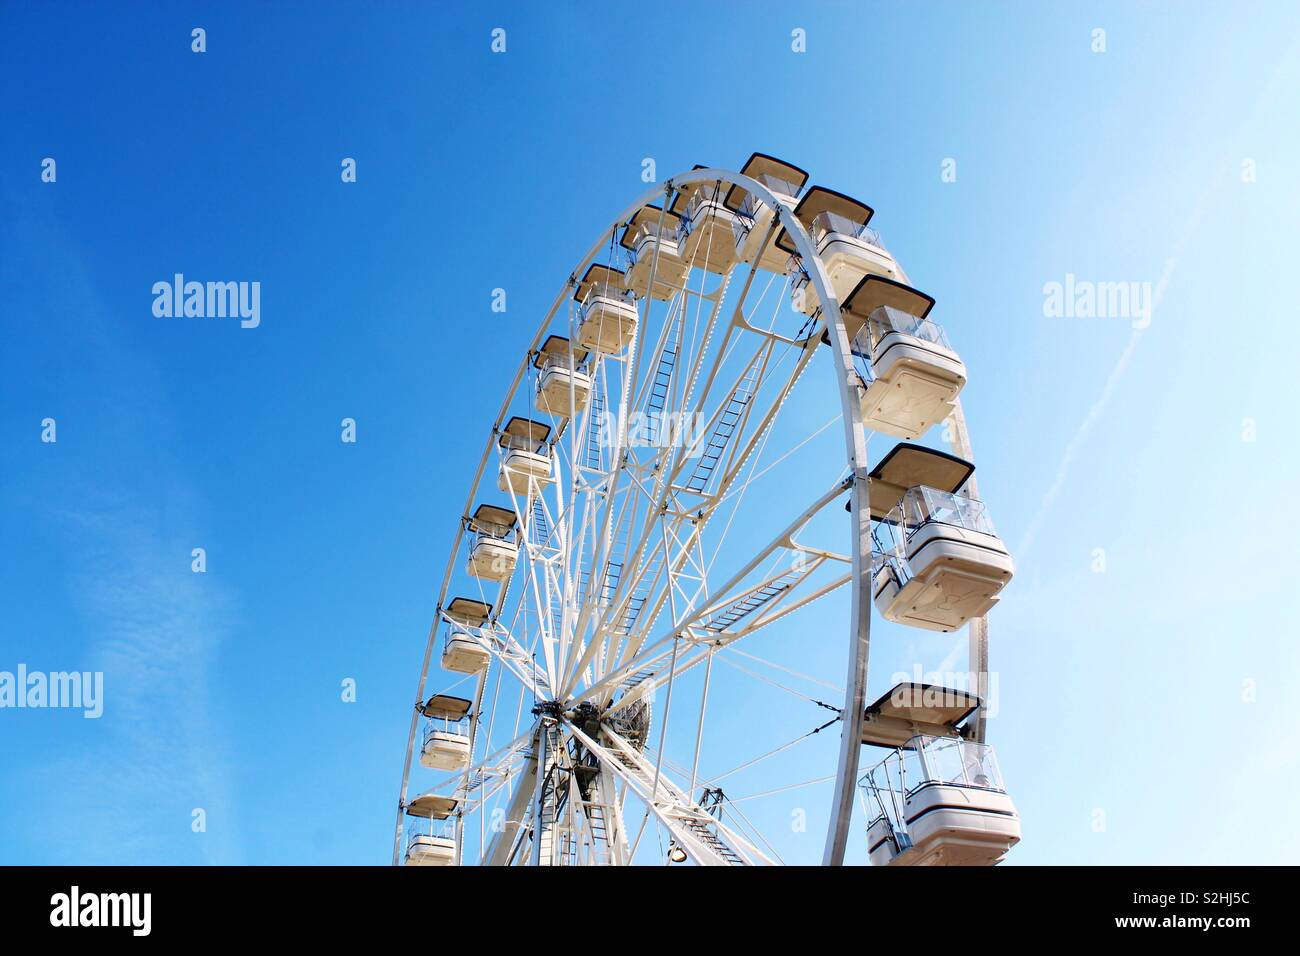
xmin=2 ymin=1 xmax=1298 ymax=865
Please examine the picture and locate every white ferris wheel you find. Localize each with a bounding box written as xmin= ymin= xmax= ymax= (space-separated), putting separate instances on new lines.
xmin=394 ymin=154 xmax=1020 ymax=867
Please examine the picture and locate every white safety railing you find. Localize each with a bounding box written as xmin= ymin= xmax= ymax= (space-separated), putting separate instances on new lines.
xmin=860 ymin=735 xmax=1007 ymax=845
xmin=424 ymin=716 xmax=470 ymax=741
xmin=872 ymin=486 xmax=997 ymax=586
xmin=406 ymin=819 xmax=455 ymax=848
xmin=850 ymin=305 xmax=956 ymax=386
xmin=807 ymin=210 xmax=887 ymax=250
xmin=624 ymin=223 xmax=677 ymax=269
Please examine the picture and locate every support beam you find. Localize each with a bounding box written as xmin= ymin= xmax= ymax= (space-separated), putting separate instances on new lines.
xmin=483 ymin=740 xmax=540 ymax=867
xmin=564 ymin=719 xmax=770 ymax=866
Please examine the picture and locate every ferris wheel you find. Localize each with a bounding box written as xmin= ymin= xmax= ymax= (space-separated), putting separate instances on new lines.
xmin=394 ymin=154 xmax=1020 ymax=867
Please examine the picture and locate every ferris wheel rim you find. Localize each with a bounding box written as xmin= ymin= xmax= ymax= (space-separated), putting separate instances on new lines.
xmin=395 ymin=166 xmax=877 ymax=866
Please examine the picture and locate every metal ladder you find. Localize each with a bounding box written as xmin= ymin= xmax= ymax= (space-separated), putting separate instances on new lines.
xmin=584 ymin=801 xmax=608 ymax=844
xmin=609 ymin=534 xmax=665 ymax=642
xmin=585 ymin=391 xmax=606 ymax=472
xmin=613 ymin=559 xmax=658 ymax=637
xmin=461 ymin=736 xmax=532 ymax=795
xmin=578 ymin=560 xmax=620 ymax=617
xmin=701 ymin=567 xmax=806 ymax=633
xmin=547 ymin=591 xmax=564 ymax=650
xmin=619 ymin=667 xmax=657 ymax=695
xmin=578 ymin=798 xmax=618 ymax=865
xmin=534 ymin=723 xmax=565 ymax=865
xmin=530 ymin=497 xmax=550 ymax=546
xmin=684 ymin=360 xmax=760 ymax=494
xmin=644 ymin=314 xmax=680 ymax=446
xmin=591 ymin=502 xmax=634 ymax=623
xmin=597 ymin=730 xmax=752 ymax=866
xmin=680 ymin=817 xmax=746 ymax=865
xmin=570 ymin=750 xmax=621 ymax=865
xmin=487 ymin=630 xmax=535 ymax=670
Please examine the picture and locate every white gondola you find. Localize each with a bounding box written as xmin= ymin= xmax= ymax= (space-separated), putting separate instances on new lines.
xmin=671 ymin=173 xmax=740 ymax=273
xmin=465 ymin=503 xmax=518 ymax=582
xmin=405 ymin=831 xmax=456 ymax=866
xmin=403 ymin=795 xmax=457 ymax=866
xmin=441 ymin=597 xmax=492 ymax=674
xmin=867 ymin=443 xmax=1013 ymax=632
xmin=780 ymin=187 xmax=899 ymax=316
xmin=725 ymin=152 xmax=809 ymax=273
xmin=419 ymin=694 xmax=473 ymax=772
xmin=621 ymin=205 xmax=690 ymax=300
xmin=403 ymin=795 xmax=459 ymax=866
xmin=842 ymin=276 xmax=967 ymax=439
xmin=534 ymin=335 xmax=592 ymax=417
xmin=574 ymin=264 xmax=638 ymax=355
xmin=496 ymin=416 xmax=553 ymax=495
xmin=861 ymin=733 xmax=1019 ymax=867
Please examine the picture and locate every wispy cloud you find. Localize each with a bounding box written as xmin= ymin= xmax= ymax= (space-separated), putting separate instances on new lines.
xmin=1016 ymin=31 xmax=1300 ymax=566
xmin=5 ymin=212 xmax=242 ymax=863
xmin=28 ymin=476 xmax=244 ymax=864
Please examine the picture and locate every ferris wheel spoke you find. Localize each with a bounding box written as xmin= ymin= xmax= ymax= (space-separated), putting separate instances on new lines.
xmin=584 ymin=470 xmax=682 ymax=663
xmin=700 ymin=341 xmax=816 ymax=510
xmin=480 ymin=732 xmax=541 ymax=866
xmin=607 ymin=565 xmax=853 ymax=720
xmin=704 ymin=788 xmax=788 ymax=866
xmin=528 ymin=720 xmax=563 ymax=865
xmin=521 ymin=551 xmax=560 ymax=696
xmin=591 ymin=760 xmax=633 ymax=865
xmin=410 ymin=721 xmax=535 ymax=806
xmin=576 ymin=477 xmax=850 ymax=707
xmin=455 ymin=726 xmax=536 ymax=805
xmin=487 ymin=719 xmax=627 ymax=866
xmin=457 ymin=621 xmax=550 ymax=701
xmin=575 ymin=333 xmax=818 ymax=695
xmin=729 ymin=568 xmax=851 ymax=637
xmin=556 ymin=261 xmax=803 ymax=701
xmin=656 ymin=256 xmax=800 ymax=479
xmin=563 ymin=719 xmax=770 ymax=866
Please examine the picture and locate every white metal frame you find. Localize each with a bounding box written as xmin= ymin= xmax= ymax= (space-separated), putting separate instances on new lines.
xmin=391 ymin=167 xmax=993 ymax=866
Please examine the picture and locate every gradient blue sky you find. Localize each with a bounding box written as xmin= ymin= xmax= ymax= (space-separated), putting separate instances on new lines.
xmin=2 ymin=1 xmax=1298 ymax=865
